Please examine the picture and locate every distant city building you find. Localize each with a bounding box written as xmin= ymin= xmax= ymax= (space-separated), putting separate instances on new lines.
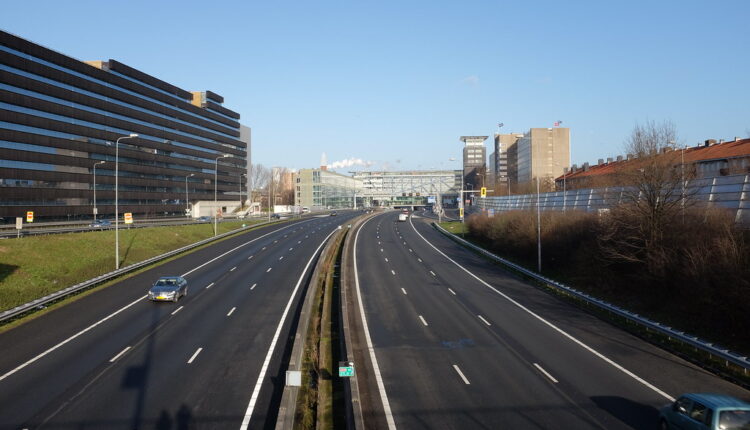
xmin=558 ymin=137 xmax=750 ymax=189
xmin=353 ymin=170 xmax=462 ymax=206
xmin=500 ymin=128 xmax=569 ymax=189
xmin=460 ymin=136 xmax=488 ymax=190
xmin=0 ymin=30 xmax=248 ymax=220
xmin=295 ymin=168 xmax=361 ymax=209
xmin=492 ymin=133 xmax=519 ymax=189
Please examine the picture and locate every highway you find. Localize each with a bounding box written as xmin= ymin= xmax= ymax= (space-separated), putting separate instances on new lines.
xmin=349 ymin=209 xmax=750 ymax=429
xmin=0 ymin=212 xmax=357 ymax=430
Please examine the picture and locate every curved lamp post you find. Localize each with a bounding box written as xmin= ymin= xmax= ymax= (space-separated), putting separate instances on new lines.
xmin=115 ymin=133 xmax=139 ymax=270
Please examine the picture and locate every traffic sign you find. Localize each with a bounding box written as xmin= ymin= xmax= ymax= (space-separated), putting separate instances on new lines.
xmin=26 ymin=211 xmax=34 ymax=222
xmin=15 ymin=217 xmax=22 ymax=229
xmin=124 ymin=212 xmax=133 ymax=224
xmin=459 ymin=208 xmax=464 ymax=219
xmin=338 ymin=361 xmax=355 ymax=377
xmin=480 ymin=187 xmax=487 ymax=198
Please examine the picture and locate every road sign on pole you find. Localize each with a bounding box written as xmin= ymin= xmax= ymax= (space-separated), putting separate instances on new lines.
xmin=124 ymin=212 xmax=133 ymax=224
xmin=480 ymin=187 xmax=487 ymax=198
xmin=338 ymin=361 xmax=355 ymax=377
xmin=26 ymin=211 xmax=34 ymax=222
xmin=459 ymin=207 xmax=464 ymax=219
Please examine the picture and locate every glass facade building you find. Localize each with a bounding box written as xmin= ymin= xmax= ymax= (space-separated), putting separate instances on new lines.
xmin=295 ymin=168 xmax=361 ymax=210
xmin=0 ymin=30 xmax=248 ymax=220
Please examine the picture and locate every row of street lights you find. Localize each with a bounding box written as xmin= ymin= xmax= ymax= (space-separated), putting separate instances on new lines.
xmin=95 ymin=134 xmax=238 ymax=270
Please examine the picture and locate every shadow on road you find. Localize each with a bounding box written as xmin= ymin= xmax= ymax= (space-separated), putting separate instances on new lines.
xmin=591 ymin=395 xmax=659 ymax=429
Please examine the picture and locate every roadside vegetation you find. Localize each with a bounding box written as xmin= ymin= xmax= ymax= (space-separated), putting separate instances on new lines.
xmin=460 ymin=121 xmax=750 ymax=355
xmin=0 ymin=220 xmax=264 ymax=313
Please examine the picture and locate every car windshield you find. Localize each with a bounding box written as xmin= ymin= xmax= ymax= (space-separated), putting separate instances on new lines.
xmin=719 ymin=410 xmax=750 ymax=429
xmin=155 ymin=279 xmax=178 ymax=287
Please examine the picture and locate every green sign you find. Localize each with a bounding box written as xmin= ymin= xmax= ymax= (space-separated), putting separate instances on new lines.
xmin=338 ymin=361 xmax=354 ymax=377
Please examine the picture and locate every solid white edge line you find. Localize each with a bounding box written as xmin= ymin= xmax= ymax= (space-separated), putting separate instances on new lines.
xmin=478 ymin=315 xmax=491 ymax=326
xmin=453 ymin=364 xmax=470 ymax=385
xmin=353 ymin=216 xmax=397 ymax=430
xmin=171 ymin=306 xmax=184 ymax=315
xmin=401 ymin=288 xmax=407 ymax=295
xmin=0 ymin=295 xmax=147 ymax=382
xmin=187 ymin=347 xmax=203 ymax=364
xmin=239 ymin=227 xmax=339 ymax=429
xmin=448 ymin=288 xmax=456 ymax=295
xmin=419 ymin=315 xmax=428 ymax=326
xmin=534 ymin=363 xmax=559 ymax=383
xmin=109 ymin=346 xmax=131 ymax=363
xmin=408 ymin=217 xmax=675 ymax=402
xmin=227 ymin=307 xmax=236 ymax=317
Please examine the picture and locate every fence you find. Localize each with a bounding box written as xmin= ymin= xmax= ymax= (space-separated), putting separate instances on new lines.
xmin=477 ymin=173 xmax=750 ymax=224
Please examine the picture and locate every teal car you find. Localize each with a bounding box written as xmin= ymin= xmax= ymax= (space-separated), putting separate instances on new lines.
xmin=659 ymin=393 xmax=750 ymax=430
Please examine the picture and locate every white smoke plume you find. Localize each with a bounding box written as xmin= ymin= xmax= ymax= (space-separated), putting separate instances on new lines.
xmin=327 ymin=157 xmax=374 ymax=169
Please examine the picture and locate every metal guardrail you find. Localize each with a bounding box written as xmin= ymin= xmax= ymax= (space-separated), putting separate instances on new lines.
xmin=433 ymin=222 xmax=750 ymax=374
xmin=275 ymin=224 xmax=349 ymax=430
xmin=0 ymin=221 xmax=270 ymax=323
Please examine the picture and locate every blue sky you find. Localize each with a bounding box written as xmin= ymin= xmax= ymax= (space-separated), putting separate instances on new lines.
xmin=3 ymin=0 xmax=749 ymax=172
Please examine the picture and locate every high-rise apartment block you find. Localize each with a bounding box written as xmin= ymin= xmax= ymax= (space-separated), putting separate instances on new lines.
xmin=499 ymin=128 xmax=570 ymax=188
xmin=460 ymin=136 xmax=488 ymax=189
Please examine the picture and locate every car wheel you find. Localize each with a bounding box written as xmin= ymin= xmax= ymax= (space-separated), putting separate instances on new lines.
xmin=183 ymin=287 xmax=188 ymax=298
xmin=659 ymin=419 xmax=670 ymax=430
xmin=173 ymin=294 xmax=179 ymax=303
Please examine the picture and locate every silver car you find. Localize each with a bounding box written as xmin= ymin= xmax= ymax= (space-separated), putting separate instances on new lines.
xmin=148 ymin=276 xmax=188 ymax=302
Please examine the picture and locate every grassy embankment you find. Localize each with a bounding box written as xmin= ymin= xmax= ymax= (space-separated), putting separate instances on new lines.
xmin=0 ymin=220 xmax=265 ymax=314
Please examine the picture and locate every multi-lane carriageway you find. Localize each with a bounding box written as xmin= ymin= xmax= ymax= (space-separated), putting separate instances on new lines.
xmin=348 ymin=210 xmax=750 ymax=429
xmin=0 ymin=212 xmax=359 ymax=429
xmin=0 ymin=208 xmax=749 ymax=430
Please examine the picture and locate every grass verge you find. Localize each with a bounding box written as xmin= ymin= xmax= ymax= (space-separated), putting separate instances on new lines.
xmin=0 ymin=219 xmax=267 ymax=314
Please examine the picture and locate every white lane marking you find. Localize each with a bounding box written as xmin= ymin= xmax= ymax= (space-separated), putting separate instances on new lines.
xmin=401 ymin=288 xmax=407 ymax=295
xmin=187 ymin=347 xmax=203 ymax=364
xmin=534 ymin=363 xmax=559 ymax=383
xmin=109 ymin=346 xmax=131 ymax=363
xmin=171 ymin=306 xmax=184 ymax=315
xmin=384 ymin=257 xmax=388 ymax=262
xmin=419 ymin=315 xmax=428 ymax=326
xmin=478 ymin=315 xmax=491 ymax=326
xmin=250 ymin=283 xmax=257 ymax=290
xmin=248 ymin=255 xmax=254 ymax=260
xmin=0 ymin=294 xmax=149 ymax=382
xmin=274 ymin=240 xmax=278 ymax=243
xmin=182 ymin=220 xmax=311 ymax=277
xmin=448 ymin=288 xmax=456 ymax=295
xmin=380 ymin=248 xmax=383 ymax=252
xmin=430 ymin=271 xmax=436 ymax=276
xmin=409 ymin=249 xmax=413 ymax=253
xmin=378 ymin=241 xmax=381 ymax=245
xmin=230 ymin=266 xmax=237 ymax=272
xmin=391 ymin=270 xmax=396 ymax=275
xmin=408 ymin=217 xmax=675 ymax=402
xmin=240 ymin=228 xmax=339 ymax=428
xmin=353 ymin=216 xmax=397 ymax=430
xmin=206 ymin=282 xmax=214 ymax=289
xmin=227 ymin=307 xmax=236 ymax=317
xmin=453 ymin=365 xmax=471 ymax=385
xmin=298 ymin=240 xmax=301 ymax=244
xmin=289 ymin=248 xmax=293 ymax=251
xmin=418 ymin=258 xmax=422 ymax=262
xmin=266 ymin=267 xmax=272 ymax=273
xmin=262 ymin=247 xmax=266 ymax=250
xmin=403 ymin=242 xmax=406 ymax=245
xmin=279 ymin=256 xmax=284 ymax=261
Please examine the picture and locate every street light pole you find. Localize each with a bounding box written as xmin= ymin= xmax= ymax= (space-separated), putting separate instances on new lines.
xmin=92 ymin=161 xmax=105 ymax=221
xmin=537 ymin=176 xmax=542 ymax=273
xmin=239 ymin=173 xmax=246 ymax=212
xmin=215 ymin=154 xmax=230 ymax=236
xmin=185 ymin=173 xmax=194 ymax=218
xmin=115 ymin=134 xmax=139 ymax=270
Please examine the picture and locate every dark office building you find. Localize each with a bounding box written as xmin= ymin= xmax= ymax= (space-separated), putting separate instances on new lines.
xmin=0 ymin=30 xmax=248 ymax=221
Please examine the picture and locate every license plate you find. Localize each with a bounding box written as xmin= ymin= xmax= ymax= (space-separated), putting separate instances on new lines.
xmin=157 ymin=296 xmax=167 ymax=300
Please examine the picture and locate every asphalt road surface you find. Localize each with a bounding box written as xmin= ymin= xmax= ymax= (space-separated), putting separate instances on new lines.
xmin=0 ymin=212 xmax=358 ymax=430
xmin=351 ymin=209 xmax=750 ymax=429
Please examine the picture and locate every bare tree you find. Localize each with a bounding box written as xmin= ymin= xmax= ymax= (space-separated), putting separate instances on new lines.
xmin=248 ymin=164 xmax=270 ymax=202
xmin=598 ymin=120 xmax=697 ymax=279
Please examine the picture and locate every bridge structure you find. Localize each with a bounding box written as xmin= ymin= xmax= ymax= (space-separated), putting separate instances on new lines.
xmin=352 ymin=170 xmax=463 ymax=208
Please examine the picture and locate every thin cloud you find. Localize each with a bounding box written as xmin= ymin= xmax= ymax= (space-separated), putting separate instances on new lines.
xmin=462 ymin=75 xmax=479 ymax=86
